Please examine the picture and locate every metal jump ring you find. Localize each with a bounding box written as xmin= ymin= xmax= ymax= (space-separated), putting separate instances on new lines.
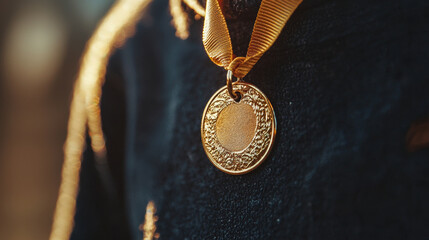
xmin=227 ymin=70 xmax=241 ymax=101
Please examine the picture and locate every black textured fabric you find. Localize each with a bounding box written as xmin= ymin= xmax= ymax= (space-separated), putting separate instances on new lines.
xmin=72 ymin=0 xmax=429 ymax=239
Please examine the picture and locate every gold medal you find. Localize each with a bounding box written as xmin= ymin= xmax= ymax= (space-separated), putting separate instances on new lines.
xmin=201 ymin=0 xmax=301 ymax=174
xmin=201 ymin=72 xmax=276 ymax=174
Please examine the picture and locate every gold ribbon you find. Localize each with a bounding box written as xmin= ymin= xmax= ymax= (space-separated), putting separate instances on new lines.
xmin=203 ymin=0 xmax=302 ymax=78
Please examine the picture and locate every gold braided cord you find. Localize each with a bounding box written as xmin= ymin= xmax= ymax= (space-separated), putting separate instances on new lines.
xmin=141 ymin=201 xmax=160 ymax=240
xmin=50 ymin=86 xmax=86 ymax=240
xmin=51 ymin=1 xmax=199 ymax=239
xmin=49 ymin=0 xmax=152 ymax=239
xmin=171 ymin=0 xmax=206 ymax=39
xmin=183 ymin=0 xmax=206 ymax=17
xmin=170 ymin=0 xmax=190 ymax=39
xmin=203 ymin=0 xmax=302 ymax=78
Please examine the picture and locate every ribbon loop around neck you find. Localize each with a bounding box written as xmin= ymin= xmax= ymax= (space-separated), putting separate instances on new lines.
xmin=203 ymin=0 xmax=302 ymax=79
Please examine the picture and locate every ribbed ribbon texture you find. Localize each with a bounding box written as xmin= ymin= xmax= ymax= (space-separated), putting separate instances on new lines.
xmin=203 ymin=0 xmax=302 ymax=78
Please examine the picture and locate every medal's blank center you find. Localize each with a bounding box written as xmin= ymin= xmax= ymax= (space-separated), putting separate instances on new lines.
xmin=216 ymin=103 xmax=257 ymax=152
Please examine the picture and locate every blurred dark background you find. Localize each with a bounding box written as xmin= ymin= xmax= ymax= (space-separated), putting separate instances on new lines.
xmin=0 ymin=1 xmax=113 ymax=239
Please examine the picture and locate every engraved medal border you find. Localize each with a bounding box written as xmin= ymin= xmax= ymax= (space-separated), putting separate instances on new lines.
xmin=201 ymin=82 xmax=277 ymax=175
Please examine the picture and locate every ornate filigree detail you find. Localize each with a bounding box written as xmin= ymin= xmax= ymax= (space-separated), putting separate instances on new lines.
xmin=201 ymin=83 xmax=276 ymax=174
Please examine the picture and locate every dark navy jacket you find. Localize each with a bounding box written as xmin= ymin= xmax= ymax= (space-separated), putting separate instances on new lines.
xmin=72 ymin=0 xmax=429 ymax=239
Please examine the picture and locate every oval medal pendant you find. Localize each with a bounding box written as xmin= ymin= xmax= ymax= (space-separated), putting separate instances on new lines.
xmin=201 ymin=82 xmax=276 ymax=175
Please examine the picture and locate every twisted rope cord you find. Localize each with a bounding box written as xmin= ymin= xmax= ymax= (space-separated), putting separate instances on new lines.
xmin=50 ymin=0 xmax=152 ymax=239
